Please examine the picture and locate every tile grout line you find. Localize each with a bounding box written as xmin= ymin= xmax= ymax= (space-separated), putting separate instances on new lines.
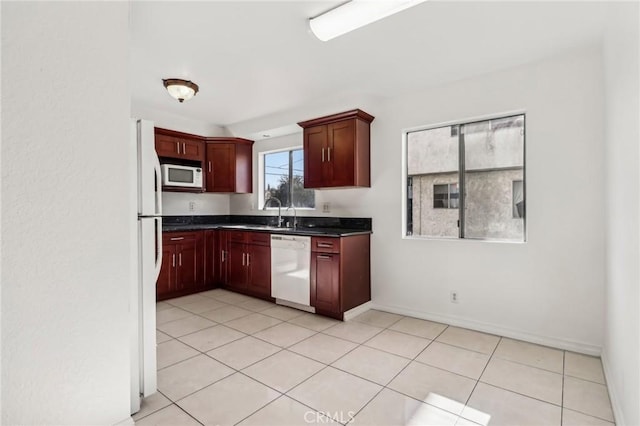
xmin=279 ymin=316 xmax=406 ymax=425
xmin=131 ymin=390 xmax=173 ymax=422
xmin=563 ymin=372 xmax=609 ymax=386
xmin=340 ymin=322 xmax=452 ymax=423
xmin=158 ymin=294 xmax=612 ymax=425
xmin=230 ymin=394 xmax=331 ymax=426
xmin=458 ymin=336 xmax=502 ymax=421
xmin=174 ymin=402 xmax=206 ymax=426
xmin=491 ymin=352 xmax=565 ymax=376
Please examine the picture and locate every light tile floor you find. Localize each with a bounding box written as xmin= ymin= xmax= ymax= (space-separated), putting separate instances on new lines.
xmin=136 ymin=290 xmax=615 ymax=426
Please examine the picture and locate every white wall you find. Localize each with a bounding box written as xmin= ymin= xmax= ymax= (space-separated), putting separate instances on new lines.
xmin=162 ymin=192 xmax=230 ymax=216
xmin=602 ymin=3 xmax=640 ymax=425
xmin=233 ymin=46 xmax=607 ymax=353
xmin=132 ymin=104 xmax=228 ymax=137
xmin=1 ymin=3 xmax=132 ymax=424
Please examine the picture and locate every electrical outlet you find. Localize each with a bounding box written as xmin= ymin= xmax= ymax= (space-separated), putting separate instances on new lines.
xmin=323 ymin=202 xmax=331 ymax=213
xmin=188 ymin=201 xmax=196 ymax=212
xmin=450 ymin=291 xmax=459 ymax=303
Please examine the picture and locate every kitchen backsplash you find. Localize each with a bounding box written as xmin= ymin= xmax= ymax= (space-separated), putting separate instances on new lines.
xmin=162 ymin=192 xmax=230 ymax=216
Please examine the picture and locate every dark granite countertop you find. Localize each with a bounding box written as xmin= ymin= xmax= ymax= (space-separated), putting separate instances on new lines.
xmin=161 ymin=215 xmax=372 ymax=237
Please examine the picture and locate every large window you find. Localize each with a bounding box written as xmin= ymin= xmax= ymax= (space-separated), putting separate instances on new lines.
xmin=263 ymin=149 xmax=315 ymax=208
xmin=406 ymin=114 xmax=525 ymax=241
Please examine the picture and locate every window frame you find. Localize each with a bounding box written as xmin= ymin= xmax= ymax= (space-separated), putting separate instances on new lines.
xmin=402 ymin=111 xmax=527 ymax=243
xmin=259 ymin=147 xmax=315 ymax=211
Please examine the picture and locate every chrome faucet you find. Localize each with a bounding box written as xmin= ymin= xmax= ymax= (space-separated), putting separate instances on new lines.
xmin=262 ymin=197 xmax=283 ymax=227
xmin=287 ymin=204 xmax=297 ymax=229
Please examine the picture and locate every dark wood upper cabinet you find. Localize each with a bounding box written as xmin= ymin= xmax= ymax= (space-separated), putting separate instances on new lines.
xmin=298 ymin=109 xmax=374 ymax=189
xmin=205 ymin=138 xmax=253 ymax=193
xmin=155 ymin=128 xmax=205 ymax=163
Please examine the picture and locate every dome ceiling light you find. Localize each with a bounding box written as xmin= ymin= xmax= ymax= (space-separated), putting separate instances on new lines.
xmin=162 ymin=78 xmax=199 ymax=103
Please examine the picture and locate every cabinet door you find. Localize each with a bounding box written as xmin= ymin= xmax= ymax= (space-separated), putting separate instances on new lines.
xmin=226 ymin=242 xmax=247 ymax=290
xmin=303 ymin=125 xmax=328 ymax=189
xmin=157 ymin=243 xmax=176 ymax=299
xmin=204 ymin=230 xmax=216 ymax=287
xmin=155 ymin=134 xmax=179 ymax=159
xmin=216 ymin=231 xmax=228 ymax=285
xmin=234 ymin=142 xmax=253 ymax=193
xmin=327 ymin=119 xmax=355 ymax=187
xmin=176 ymin=241 xmax=198 ymax=291
xmin=311 ymin=252 xmax=340 ymax=313
xmin=247 ymin=245 xmax=271 ymax=298
xmin=206 ymin=143 xmax=235 ymax=192
xmin=179 ymin=138 xmax=205 ymax=162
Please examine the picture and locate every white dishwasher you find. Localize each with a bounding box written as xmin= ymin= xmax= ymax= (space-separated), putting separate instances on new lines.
xmin=270 ymin=234 xmax=312 ymax=309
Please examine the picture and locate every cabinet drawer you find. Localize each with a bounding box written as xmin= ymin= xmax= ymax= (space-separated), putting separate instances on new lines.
xmin=163 ymin=231 xmax=200 ymax=243
xmin=311 ymin=237 xmax=340 ymax=253
xmin=227 ymin=231 xmax=246 ymax=243
xmin=248 ymin=232 xmax=270 ymax=246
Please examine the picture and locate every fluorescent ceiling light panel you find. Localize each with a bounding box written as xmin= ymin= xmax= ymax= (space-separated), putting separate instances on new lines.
xmin=309 ymin=0 xmax=427 ymax=41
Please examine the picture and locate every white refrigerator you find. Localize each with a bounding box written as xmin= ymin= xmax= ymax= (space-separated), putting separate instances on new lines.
xmin=130 ymin=119 xmax=162 ymax=414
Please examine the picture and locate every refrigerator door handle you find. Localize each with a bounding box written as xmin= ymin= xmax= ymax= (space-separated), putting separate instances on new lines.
xmin=154 ymin=153 xmax=163 ymax=216
xmin=154 ymin=217 xmax=163 ymax=281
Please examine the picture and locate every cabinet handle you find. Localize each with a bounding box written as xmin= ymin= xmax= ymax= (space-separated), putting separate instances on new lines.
xmin=221 ymin=250 xmax=225 ymax=263
xmin=182 ymin=142 xmax=186 ymax=154
xmin=172 ymin=253 xmax=176 ymax=267
xmin=317 ymin=242 xmax=333 ymax=248
xmin=321 ymin=148 xmax=325 ymax=162
xmin=246 ymin=253 xmax=250 ymax=266
xmin=242 ymin=253 xmax=246 ymax=266
xmin=327 ymin=147 xmax=331 ymax=162
xmin=317 ymin=255 xmax=331 ymax=260
xmin=170 ymin=237 xmax=184 ymax=241
xmin=208 ymin=161 xmax=212 ymax=173
xmin=176 ymin=142 xmax=181 ymax=154
xmin=178 ymin=253 xmax=182 ymax=266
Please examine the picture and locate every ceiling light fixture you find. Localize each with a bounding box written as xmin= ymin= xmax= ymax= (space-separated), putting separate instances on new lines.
xmin=309 ymin=0 xmax=427 ymax=42
xmin=163 ymin=78 xmax=199 ymax=103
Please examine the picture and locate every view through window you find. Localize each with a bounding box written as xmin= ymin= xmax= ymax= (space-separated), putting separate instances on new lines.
xmin=406 ymin=114 xmax=525 ymax=241
xmin=264 ymin=149 xmax=315 ymax=208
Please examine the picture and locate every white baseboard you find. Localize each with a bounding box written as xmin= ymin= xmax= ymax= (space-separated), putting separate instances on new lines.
xmin=370 ymin=302 xmax=602 ymax=356
xmin=601 ymin=351 xmax=625 ymax=426
xmin=343 ymin=301 xmax=373 ymax=321
xmin=113 ymin=416 xmax=134 ymax=426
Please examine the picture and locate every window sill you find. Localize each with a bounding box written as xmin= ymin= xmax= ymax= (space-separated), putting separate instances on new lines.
xmin=403 ymin=235 xmax=526 ymax=244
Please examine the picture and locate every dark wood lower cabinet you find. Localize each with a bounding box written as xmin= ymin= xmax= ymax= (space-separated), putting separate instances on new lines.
xmin=227 ymin=241 xmax=248 ymax=291
xmin=159 ymin=229 xmax=272 ymax=301
xmin=157 ymin=243 xmax=176 ymax=297
xmin=223 ymin=231 xmax=271 ymax=298
xmin=157 ymin=231 xmax=206 ymax=301
xmin=311 ymin=252 xmax=340 ymax=313
xmin=216 ymin=230 xmax=228 ymax=286
xmin=246 ymin=244 xmax=271 ymax=297
xmin=158 ymin=229 xmax=371 ymax=319
xmin=310 ymin=234 xmax=371 ymax=320
xmin=204 ymin=230 xmax=215 ymax=287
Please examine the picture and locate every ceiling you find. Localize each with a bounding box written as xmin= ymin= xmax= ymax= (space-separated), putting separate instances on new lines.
xmin=130 ymin=1 xmax=609 ymax=134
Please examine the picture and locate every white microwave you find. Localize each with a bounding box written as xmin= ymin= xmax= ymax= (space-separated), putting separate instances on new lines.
xmin=161 ymin=164 xmax=203 ymax=188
